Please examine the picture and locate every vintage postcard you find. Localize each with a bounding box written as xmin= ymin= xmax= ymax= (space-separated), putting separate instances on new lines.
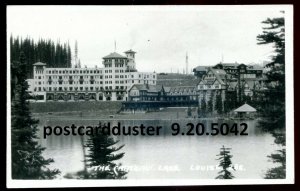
xmin=6 ymin=5 xmax=294 ymax=188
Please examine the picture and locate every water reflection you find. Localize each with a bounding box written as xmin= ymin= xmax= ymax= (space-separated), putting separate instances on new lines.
xmin=37 ymin=118 xmax=279 ymax=179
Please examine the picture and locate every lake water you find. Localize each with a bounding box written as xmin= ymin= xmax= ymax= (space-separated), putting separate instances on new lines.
xmin=37 ymin=117 xmax=279 ymax=179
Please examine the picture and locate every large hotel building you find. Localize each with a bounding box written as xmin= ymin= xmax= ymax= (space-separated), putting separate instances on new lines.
xmin=27 ymin=50 xmax=157 ymax=102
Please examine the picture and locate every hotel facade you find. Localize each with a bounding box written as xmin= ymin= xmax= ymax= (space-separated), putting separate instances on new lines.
xmin=27 ymin=50 xmax=157 ymax=102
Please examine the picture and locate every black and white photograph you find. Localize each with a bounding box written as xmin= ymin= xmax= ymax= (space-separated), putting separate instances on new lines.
xmin=6 ymin=5 xmax=294 ymax=187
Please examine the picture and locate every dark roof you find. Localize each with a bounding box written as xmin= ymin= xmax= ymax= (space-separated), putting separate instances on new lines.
xmin=124 ymin=49 xmax=136 ymax=54
xmin=248 ymin=64 xmax=264 ymax=70
xmin=209 ymin=68 xmax=226 ymax=85
xmin=214 ymin=63 xmax=239 ymax=69
xmin=129 ymin=84 xmax=160 ymax=92
xmin=193 ymin=66 xmax=208 ymax=72
xmin=103 ymin=52 xmax=127 ymax=59
xmin=33 ymin=62 xmax=46 ymax=66
xmin=130 ymin=84 xmax=148 ymax=91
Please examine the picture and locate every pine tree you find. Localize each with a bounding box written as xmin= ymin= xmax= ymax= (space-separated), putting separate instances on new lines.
xmin=216 ymin=145 xmax=235 ymax=179
xmin=84 ymin=126 xmax=127 ymax=179
xmin=200 ymin=98 xmax=206 ymax=117
xmin=264 ymin=131 xmax=286 ymax=179
xmin=10 ymin=35 xmax=72 ymax=77
xmin=257 ymin=16 xmax=285 ymax=131
xmin=257 ymin=15 xmax=286 ymax=179
xmin=207 ymin=92 xmax=214 ymax=115
xmin=197 ymin=106 xmax=201 ymax=118
xmin=11 ymin=52 xmax=60 ymax=179
xmin=215 ymin=93 xmax=223 ymax=115
xmin=187 ymin=107 xmax=192 ymax=117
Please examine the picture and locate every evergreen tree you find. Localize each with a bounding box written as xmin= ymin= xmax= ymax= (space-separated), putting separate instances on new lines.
xmin=207 ymin=92 xmax=214 ymax=115
xmin=197 ymin=106 xmax=201 ymax=118
xmin=200 ymin=98 xmax=206 ymax=117
xmin=10 ymin=35 xmax=72 ymax=78
xmin=215 ymin=93 xmax=223 ymax=115
xmin=257 ymin=15 xmax=286 ymax=179
xmin=223 ymin=91 xmax=233 ymax=114
xmin=84 ymin=126 xmax=127 ymax=179
xmin=187 ymin=107 xmax=192 ymax=117
xmin=11 ymin=52 xmax=60 ymax=179
xmin=216 ymin=145 xmax=235 ymax=179
xmin=257 ymin=16 xmax=285 ymax=131
xmin=265 ymin=132 xmax=286 ymax=179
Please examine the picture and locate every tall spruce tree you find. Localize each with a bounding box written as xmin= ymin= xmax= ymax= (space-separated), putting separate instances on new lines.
xmin=207 ymin=93 xmax=214 ymax=115
xmin=10 ymin=35 xmax=72 ymax=78
xmin=257 ymin=15 xmax=286 ymax=179
xmin=187 ymin=107 xmax=192 ymax=117
xmin=84 ymin=126 xmax=127 ymax=179
xmin=215 ymin=93 xmax=223 ymax=115
xmin=257 ymin=16 xmax=285 ymax=131
xmin=11 ymin=52 xmax=60 ymax=179
xmin=200 ymin=98 xmax=206 ymax=117
xmin=216 ymin=145 xmax=235 ymax=179
xmin=265 ymin=132 xmax=286 ymax=179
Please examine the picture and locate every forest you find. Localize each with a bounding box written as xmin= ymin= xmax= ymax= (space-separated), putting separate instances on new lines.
xmin=10 ymin=35 xmax=72 ymax=78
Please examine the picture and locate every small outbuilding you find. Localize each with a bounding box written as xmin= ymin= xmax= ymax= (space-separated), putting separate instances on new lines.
xmin=234 ymin=103 xmax=257 ymax=118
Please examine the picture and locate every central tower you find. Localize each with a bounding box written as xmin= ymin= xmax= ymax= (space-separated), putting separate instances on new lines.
xmin=124 ymin=49 xmax=137 ymax=72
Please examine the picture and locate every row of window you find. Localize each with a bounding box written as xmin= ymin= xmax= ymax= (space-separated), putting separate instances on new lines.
xmin=104 ymin=58 xmax=127 ymax=63
xmin=43 ymin=79 xmax=156 ymax=85
xmin=35 ymin=86 xmax=126 ymax=92
xmin=48 ymin=81 xmax=103 ymax=85
xmin=46 ymin=70 xmax=102 ymax=74
xmin=198 ymin=85 xmax=221 ymax=89
xmin=42 ymin=74 xmax=155 ymax=80
xmin=48 ymin=76 xmax=102 ymax=79
xmin=103 ymin=63 xmax=126 ymax=68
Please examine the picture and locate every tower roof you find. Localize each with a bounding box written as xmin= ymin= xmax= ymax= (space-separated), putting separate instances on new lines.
xmin=103 ymin=52 xmax=127 ymax=59
xmin=124 ymin=49 xmax=136 ymax=54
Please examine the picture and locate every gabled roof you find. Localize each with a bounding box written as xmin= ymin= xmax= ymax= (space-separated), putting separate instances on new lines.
xmin=129 ymin=84 xmax=161 ymax=93
xmin=163 ymin=87 xmax=171 ymax=92
xmin=129 ymin=84 xmax=148 ymax=91
xmin=228 ymin=81 xmax=238 ymax=89
xmin=234 ymin=103 xmax=257 ymax=112
xmin=103 ymin=52 xmax=127 ymax=59
xmin=209 ymin=68 xmax=226 ymax=85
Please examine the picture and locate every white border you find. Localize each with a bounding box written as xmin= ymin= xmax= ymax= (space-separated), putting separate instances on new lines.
xmin=6 ymin=5 xmax=294 ymax=188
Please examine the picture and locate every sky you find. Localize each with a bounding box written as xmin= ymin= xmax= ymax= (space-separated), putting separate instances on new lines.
xmin=7 ymin=5 xmax=285 ymax=73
